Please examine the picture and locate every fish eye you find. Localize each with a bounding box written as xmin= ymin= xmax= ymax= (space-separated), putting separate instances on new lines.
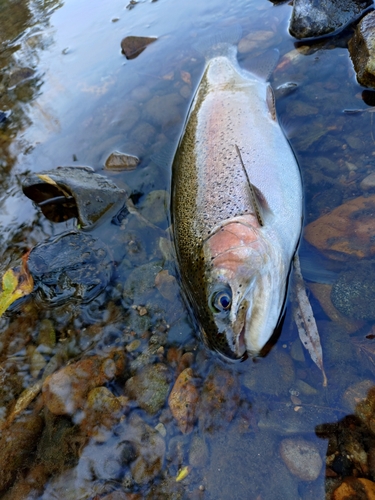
xmin=211 ymin=288 xmax=232 ymax=313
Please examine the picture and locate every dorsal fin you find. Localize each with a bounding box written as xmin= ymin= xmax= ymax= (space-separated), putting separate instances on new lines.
xmin=235 ymin=144 xmax=264 ymax=227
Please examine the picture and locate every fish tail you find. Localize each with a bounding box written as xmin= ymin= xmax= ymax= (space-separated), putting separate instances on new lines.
xmin=192 ymin=24 xmax=242 ymax=60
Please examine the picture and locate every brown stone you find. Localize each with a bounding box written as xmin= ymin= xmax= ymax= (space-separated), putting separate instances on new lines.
xmin=121 ymin=36 xmax=157 ymax=60
xmin=304 ymin=194 xmax=375 ymax=259
xmin=349 ymin=11 xmax=375 ymax=88
xmin=333 ymin=477 xmax=375 ymax=499
xmin=168 ymin=368 xmax=199 ymax=434
xmin=104 ymin=151 xmax=139 ymax=171
xmin=42 ymin=350 xmax=125 ymax=415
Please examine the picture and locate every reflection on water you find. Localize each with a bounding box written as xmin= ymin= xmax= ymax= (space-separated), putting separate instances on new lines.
xmin=1 ymin=0 xmax=375 ymax=498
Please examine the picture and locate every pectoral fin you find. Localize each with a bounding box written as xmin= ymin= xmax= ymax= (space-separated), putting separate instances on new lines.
xmin=235 ymin=144 xmax=265 ymax=227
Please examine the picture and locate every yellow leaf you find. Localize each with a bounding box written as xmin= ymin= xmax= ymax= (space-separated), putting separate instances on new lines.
xmin=0 ymin=253 xmax=34 ymax=317
xmin=37 ymin=174 xmax=70 ymax=198
xmin=176 ymin=465 xmax=190 ymax=482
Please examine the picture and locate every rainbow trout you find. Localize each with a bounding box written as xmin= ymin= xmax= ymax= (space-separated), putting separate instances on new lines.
xmin=172 ymin=41 xmax=303 ymax=360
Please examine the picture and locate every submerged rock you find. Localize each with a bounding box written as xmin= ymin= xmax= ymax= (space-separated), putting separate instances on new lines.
xmin=331 ymin=261 xmax=375 ymax=320
xmin=28 ymin=231 xmax=113 ymax=306
xmin=125 ymin=363 xmax=171 ymax=414
xmin=121 ymin=36 xmax=157 ymax=60
xmin=289 ymin=0 xmax=372 ymax=39
xmin=122 ymin=413 xmax=166 ymax=484
xmin=349 ymin=11 xmax=375 ymax=88
xmin=304 ymin=195 xmax=375 ymax=259
xmin=332 ymin=477 xmax=375 ymax=499
xmin=104 ymin=150 xmax=140 ymax=171
xmin=168 ymin=367 xmax=199 ymax=434
xmin=279 ymin=438 xmax=323 ymax=481
xmin=22 ymin=166 xmax=126 ymax=227
xmin=0 ymin=412 xmax=44 ymax=493
xmin=42 ymin=349 xmax=125 ymax=415
xmin=198 ymin=366 xmax=240 ymax=432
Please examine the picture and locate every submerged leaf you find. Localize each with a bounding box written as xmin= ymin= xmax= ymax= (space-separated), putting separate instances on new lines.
xmin=293 ymin=256 xmax=327 ymax=387
xmin=176 ymin=465 xmax=190 ymax=482
xmin=0 ymin=252 xmax=34 ymax=317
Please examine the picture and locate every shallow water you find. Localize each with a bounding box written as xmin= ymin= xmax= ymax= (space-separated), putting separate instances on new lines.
xmin=1 ymin=0 xmax=375 ymax=498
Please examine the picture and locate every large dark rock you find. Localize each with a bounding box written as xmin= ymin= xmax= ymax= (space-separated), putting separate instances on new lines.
xmin=349 ymin=11 xmax=375 ymax=87
xmin=22 ymin=166 xmax=126 ymax=227
xmin=289 ymin=0 xmax=373 ymax=40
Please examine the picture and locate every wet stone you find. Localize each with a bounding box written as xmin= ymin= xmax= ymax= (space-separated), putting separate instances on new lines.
xmin=104 ymin=150 xmax=140 ymax=171
xmin=139 ymin=190 xmax=168 ymax=225
xmin=332 ymin=477 xmax=375 ymax=499
xmin=0 ymin=412 xmax=44 ymax=493
xmin=125 ymin=363 xmax=171 ymax=414
xmin=22 ymin=166 xmax=126 ymax=227
xmin=121 ymin=413 xmax=166 ymax=484
xmin=238 ymin=31 xmax=276 ymax=54
xmin=342 ymin=380 xmax=375 ymax=413
xmin=155 ymin=270 xmax=179 ymax=302
xmin=189 ymin=434 xmax=209 ymax=468
xmin=361 ymin=172 xmax=375 ymax=191
xmin=289 ymin=0 xmax=372 ymax=40
xmin=349 ymin=11 xmax=375 ymax=88
xmin=28 ymin=232 xmax=113 ymax=306
xmin=198 ymin=365 xmax=240 ymax=433
xmin=42 ymin=349 xmax=125 ymax=415
xmin=279 ymin=438 xmax=323 ymax=481
xmin=168 ymin=367 xmax=199 ymax=434
xmin=304 ymin=194 xmax=375 ymax=260
xmin=144 ymin=93 xmax=183 ymax=127
xmin=121 ymin=36 xmax=157 ymax=60
xmin=331 ymin=261 xmax=375 ymax=320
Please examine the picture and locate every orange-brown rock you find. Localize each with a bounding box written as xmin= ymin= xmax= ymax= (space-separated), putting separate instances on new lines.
xmin=168 ymin=368 xmax=199 ymax=434
xmin=333 ymin=477 xmax=375 ymax=499
xmin=42 ymin=349 xmax=125 ymax=415
xmin=304 ymin=195 xmax=375 ymax=259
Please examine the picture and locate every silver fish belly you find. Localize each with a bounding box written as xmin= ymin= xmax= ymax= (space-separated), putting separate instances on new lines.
xmin=172 ymin=48 xmax=303 ymax=359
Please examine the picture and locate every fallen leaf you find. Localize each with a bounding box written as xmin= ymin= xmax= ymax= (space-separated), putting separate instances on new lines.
xmin=293 ymin=256 xmax=327 ymax=387
xmin=0 ymin=253 xmax=34 ymax=317
xmin=176 ymin=465 xmax=190 ymax=482
xmin=36 ymin=174 xmax=70 ymax=197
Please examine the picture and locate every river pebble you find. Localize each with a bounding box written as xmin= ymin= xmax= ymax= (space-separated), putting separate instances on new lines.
xmin=279 ymin=438 xmax=323 ymax=481
xmin=42 ymin=349 xmax=125 ymax=415
xmin=331 ymin=262 xmax=375 ymax=321
xmin=342 ymin=379 xmax=374 ymax=412
xmin=333 ymin=477 xmax=375 ymax=499
xmin=168 ymin=367 xmax=199 ymax=434
xmin=122 ymin=413 xmax=166 ymax=484
xmin=104 ymin=150 xmax=140 ymax=171
xmin=125 ymin=363 xmax=171 ymax=414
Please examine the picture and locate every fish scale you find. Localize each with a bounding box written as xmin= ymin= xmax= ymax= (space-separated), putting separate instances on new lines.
xmin=172 ymin=46 xmax=302 ymax=359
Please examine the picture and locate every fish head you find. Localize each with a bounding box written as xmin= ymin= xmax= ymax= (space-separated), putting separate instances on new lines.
xmin=201 ymin=216 xmax=287 ymax=359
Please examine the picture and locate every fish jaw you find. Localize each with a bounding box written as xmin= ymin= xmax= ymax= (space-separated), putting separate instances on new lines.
xmin=203 ymin=216 xmax=288 ymax=358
